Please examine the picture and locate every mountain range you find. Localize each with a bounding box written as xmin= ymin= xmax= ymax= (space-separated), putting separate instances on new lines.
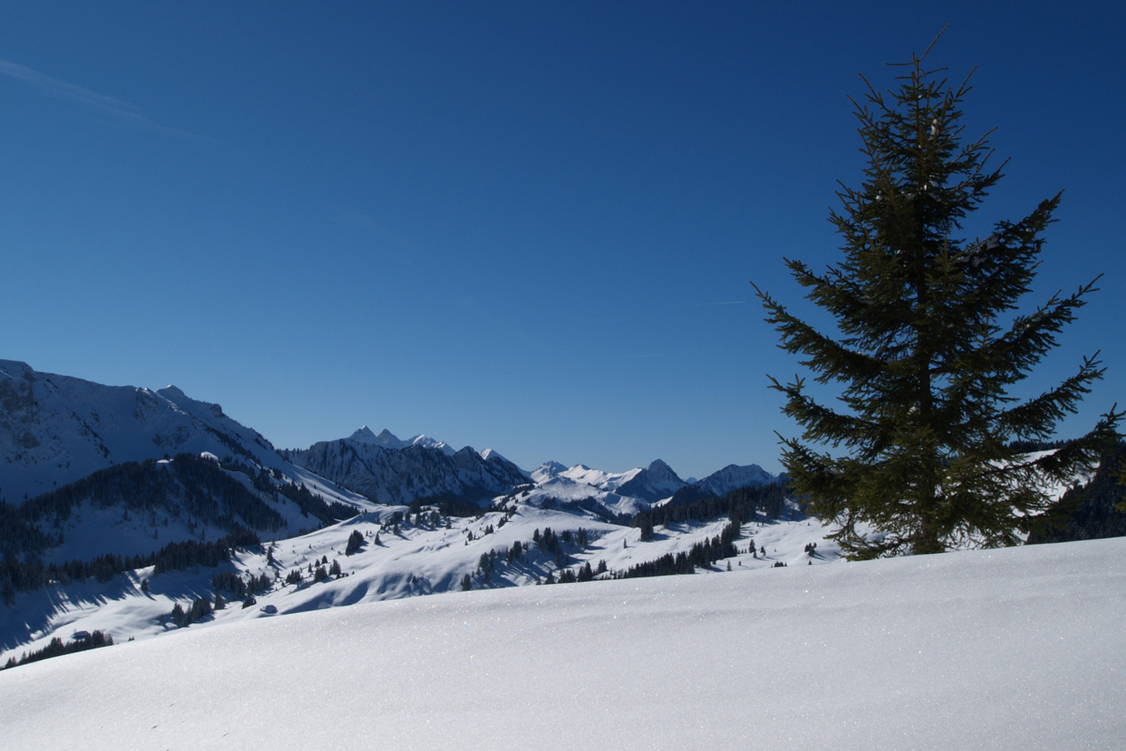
xmin=2 ymin=360 xmax=775 ymax=515
xmin=282 ymin=428 xmax=529 ymax=506
xmin=1 ymin=359 xmax=292 ymax=503
xmin=0 ymin=359 xmax=792 ymax=669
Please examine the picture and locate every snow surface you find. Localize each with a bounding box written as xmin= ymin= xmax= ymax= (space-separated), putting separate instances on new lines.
xmin=1 ymin=537 xmax=1122 ymax=750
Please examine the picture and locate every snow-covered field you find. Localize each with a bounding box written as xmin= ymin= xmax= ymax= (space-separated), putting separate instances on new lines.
xmin=2 ymin=536 xmax=1122 ymax=750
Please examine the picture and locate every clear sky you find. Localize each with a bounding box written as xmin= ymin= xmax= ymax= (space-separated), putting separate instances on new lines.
xmin=3 ymin=1 xmax=1123 ymax=478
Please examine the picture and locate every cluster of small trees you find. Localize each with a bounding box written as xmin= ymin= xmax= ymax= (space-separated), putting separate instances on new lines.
xmin=616 ymin=525 xmax=741 ymax=581
xmin=284 ymin=556 xmax=342 ymax=587
xmin=461 ymin=527 xmax=596 ymax=589
xmin=211 ymin=570 xmax=272 ymax=600
xmin=259 ymin=471 xmax=356 ymax=524
xmin=11 ymin=453 xmax=292 ymax=538
xmin=532 ymin=527 xmax=587 ymax=564
xmin=2 ymin=630 xmax=114 ymax=670
xmin=475 ymin=549 xmax=503 ymax=580
xmin=2 ymin=530 xmax=260 ymax=605
xmin=151 ymin=530 xmax=261 ymax=574
xmin=544 ymin=559 xmax=607 ymax=585
xmin=378 ymin=508 xmax=449 ymax=538
xmin=632 ymin=483 xmax=788 ymax=542
xmin=169 ymin=596 xmax=217 ymax=627
xmin=0 ymin=445 xmax=370 ymax=605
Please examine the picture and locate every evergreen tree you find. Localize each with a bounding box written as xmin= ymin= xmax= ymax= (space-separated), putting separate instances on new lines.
xmin=189 ymin=596 xmax=212 ymax=621
xmin=345 ymin=529 xmax=364 ymax=555
xmin=755 ymin=39 xmax=1120 ymax=557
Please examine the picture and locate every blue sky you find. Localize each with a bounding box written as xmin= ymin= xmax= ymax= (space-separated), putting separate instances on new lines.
xmin=3 ymin=1 xmax=1123 ymax=477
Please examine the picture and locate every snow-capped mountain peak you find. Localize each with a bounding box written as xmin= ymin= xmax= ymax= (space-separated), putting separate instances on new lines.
xmin=407 ymin=434 xmax=455 ymax=455
xmin=531 ymin=461 xmax=568 ymax=484
xmin=479 ymin=448 xmax=508 ymax=462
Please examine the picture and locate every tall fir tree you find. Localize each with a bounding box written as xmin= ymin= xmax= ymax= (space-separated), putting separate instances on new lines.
xmin=754 ymin=39 xmax=1121 ymax=558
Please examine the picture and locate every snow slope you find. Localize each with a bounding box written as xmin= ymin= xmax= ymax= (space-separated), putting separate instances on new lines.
xmin=1 ymin=537 xmax=1121 ymax=751
xmin=1 ymin=497 xmax=829 ymax=660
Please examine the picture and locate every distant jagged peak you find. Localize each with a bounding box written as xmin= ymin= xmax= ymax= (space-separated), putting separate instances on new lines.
xmin=156 ymin=384 xmax=188 ymax=400
xmin=343 ymin=426 xmax=409 ymax=449
xmin=340 ymin=426 xmax=457 ymax=454
xmin=530 ymin=460 xmax=567 ymax=484
xmin=347 ymin=425 xmax=381 ymax=444
xmin=375 ymin=428 xmax=402 ymax=444
xmin=408 ymin=434 xmax=455 ymax=455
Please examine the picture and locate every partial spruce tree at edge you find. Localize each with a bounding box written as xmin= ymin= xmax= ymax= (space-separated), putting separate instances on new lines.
xmin=753 ymin=38 xmax=1121 ymax=559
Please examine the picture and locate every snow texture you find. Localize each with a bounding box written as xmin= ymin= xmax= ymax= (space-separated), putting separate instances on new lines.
xmin=0 ymin=537 xmax=1122 ymax=750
